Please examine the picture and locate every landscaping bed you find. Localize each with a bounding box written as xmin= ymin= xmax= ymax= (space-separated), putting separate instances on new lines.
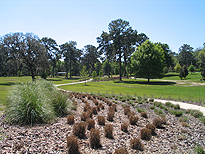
xmin=0 ymin=92 xmax=205 ymax=153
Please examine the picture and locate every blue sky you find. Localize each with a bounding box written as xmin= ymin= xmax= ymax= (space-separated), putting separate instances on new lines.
xmin=0 ymin=0 xmax=204 ymax=53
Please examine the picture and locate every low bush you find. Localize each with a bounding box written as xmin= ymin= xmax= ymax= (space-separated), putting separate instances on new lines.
xmin=189 ymin=110 xmax=203 ymax=118
xmin=67 ymin=115 xmax=75 ymax=124
xmin=141 ymin=112 xmax=148 ymax=118
xmin=124 ymin=106 xmax=130 ymax=115
xmin=140 ymin=128 xmax=152 ymax=140
xmin=127 ymin=111 xmax=135 ymax=118
xmin=181 ymin=122 xmax=189 ymax=127
xmin=98 ymin=116 xmax=105 ymax=125
xmin=129 ymin=115 xmax=139 ymax=125
xmin=107 ymin=110 xmax=115 ymax=121
xmin=179 ymin=116 xmax=188 ymax=122
xmin=121 ymin=123 xmax=129 ymax=132
xmin=146 ymin=123 xmax=156 ymax=135
xmin=137 ymin=107 xmax=145 ymax=113
xmin=170 ymin=110 xmax=183 ymax=117
xmin=87 ymin=109 xmax=93 ymax=119
xmin=165 ymin=102 xmax=174 ymax=108
xmin=114 ymin=147 xmax=128 ymax=154
xmin=90 ymin=128 xmax=101 ymax=149
xmin=153 ymin=117 xmax=163 ymax=128
xmin=81 ymin=112 xmax=88 ymax=121
xmin=194 ymin=145 xmax=205 ymax=154
xmin=73 ymin=122 xmax=87 ymax=138
xmin=154 ymin=102 xmax=163 ymax=108
xmin=154 ymin=109 xmax=164 ymax=116
xmin=149 ymin=106 xmax=155 ymax=110
xmin=130 ymin=137 xmax=143 ymax=151
xmin=67 ymin=135 xmax=80 ymax=154
xmin=92 ymin=107 xmax=98 ymax=115
xmin=104 ymin=124 xmax=113 ymax=139
xmin=86 ymin=119 xmax=95 ymax=130
xmin=174 ymin=104 xmax=180 ymax=110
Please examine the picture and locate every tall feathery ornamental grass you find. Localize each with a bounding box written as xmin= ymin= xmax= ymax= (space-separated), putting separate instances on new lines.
xmin=6 ymin=80 xmax=71 ymax=125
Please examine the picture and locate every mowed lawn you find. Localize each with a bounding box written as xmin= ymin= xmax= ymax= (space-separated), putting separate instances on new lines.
xmin=59 ymin=79 xmax=205 ymax=103
xmin=0 ymin=76 xmax=79 ymax=105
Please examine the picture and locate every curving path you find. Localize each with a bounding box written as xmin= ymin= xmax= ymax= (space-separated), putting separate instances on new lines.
xmin=55 ymin=79 xmax=205 ymax=116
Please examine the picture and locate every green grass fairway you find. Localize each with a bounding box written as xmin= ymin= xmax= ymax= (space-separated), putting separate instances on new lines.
xmin=0 ymin=76 xmax=79 ymax=105
xmin=162 ymin=72 xmax=203 ymax=82
xmin=59 ymin=79 xmax=205 ymax=103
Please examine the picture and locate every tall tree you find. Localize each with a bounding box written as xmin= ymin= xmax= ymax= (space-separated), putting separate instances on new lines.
xmin=60 ymin=41 xmax=82 ymax=78
xmin=131 ymin=40 xmax=165 ymax=82
xmin=98 ymin=19 xmax=148 ymax=80
xmin=155 ymin=42 xmax=174 ymax=69
xmin=82 ymin=45 xmax=100 ymax=74
xmin=41 ymin=37 xmax=59 ymax=77
xmin=178 ymin=44 xmax=195 ymax=68
xmin=97 ymin=31 xmax=114 ymax=78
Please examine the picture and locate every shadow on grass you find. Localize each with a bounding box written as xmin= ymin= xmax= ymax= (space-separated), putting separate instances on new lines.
xmin=163 ymin=74 xmax=178 ymax=77
xmin=47 ymin=77 xmax=80 ymax=82
xmin=0 ymin=82 xmax=16 ymax=86
xmin=121 ymin=80 xmax=176 ymax=85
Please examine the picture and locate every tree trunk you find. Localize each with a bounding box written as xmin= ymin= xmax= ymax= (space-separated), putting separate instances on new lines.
xmin=31 ymin=69 xmax=35 ymax=81
xmin=52 ymin=66 xmax=55 ymax=77
xmin=119 ymin=49 xmax=122 ymax=81
xmin=108 ymin=60 xmax=110 ymax=78
xmin=69 ymin=60 xmax=72 ymax=78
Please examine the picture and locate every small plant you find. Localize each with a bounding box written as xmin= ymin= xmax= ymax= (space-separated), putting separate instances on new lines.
xmin=189 ymin=110 xmax=203 ymax=118
xmin=124 ymin=106 xmax=130 ymax=115
xmin=146 ymin=123 xmax=156 ymax=135
xmin=141 ymin=112 xmax=148 ymax=118
xmin=67 ymin=115 xmax=75 ymax=124
xmin=149 ymin=98 xmax=154 ymax=102
xmin=154 ymin=109 xmax=164 ymax=116
xmin=86 ymin=119 xmax=95 ymax=130
xmin=153 ymin=117 xmax=163 ymax=128
xmin=104 ymin=124 xmax=113 ymax=139
xmin=154 ymin=101 xmax=163 ymax=108
xmin=73 ymin=122 xmax=87 ymax=138
xmin=127 ymin=111 xmax=135 ymax=118
xmin=90 ymin=128 xmax=101 ymax=149
xmin=129 ymin=115 xmax=139 ymax=125
xmin=114 ymin=147 xmax=128 ymax=154
xmin=98 ymin=116 xmax=105 ymax=125
xmin=81 ymin=112 xmax=88 ymax=121
xmin=121 ymin=123 xmax=129 ymax=132
xmin=137 ymin=107 xmax=145 ymax=113
xmin=107 ymin=110 xmax=115 ymax=121
xmin=165 ymin=102 xmax=174 ymax=108
xmin=194 ymin=145 xmax=205 ymax=154
xmin=130 ymin=137 xmax=143 ymax=151
xmin=67 ymin=135 xmax=80 ymax=154
xmin=140 ymin=128 xmax=152 ymax=140
xmin=111 ymin=104 xmax=117 ymax=112
xmin=170 ymin=110 xmax=183 ymax=117
xmin=92 ymin=107 xmax=98 ymax=115
xmin=179 ymin=116 xmax=188 ymax=122
xmin=149 ymin=106 xmax=155 ymax=110
xmin=174 ymin=104 xmax=180 ymax=110
xmin=181 ymin=122 xmax=189 ymax=127
xmin=87 ymin=109 xmax=93 ymax=119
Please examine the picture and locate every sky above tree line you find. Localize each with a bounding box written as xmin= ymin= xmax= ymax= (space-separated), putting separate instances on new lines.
xmin=0 ymin=0 xmax=204 ymax=53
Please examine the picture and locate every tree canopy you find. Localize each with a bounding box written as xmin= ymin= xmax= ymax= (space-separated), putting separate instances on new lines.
xmin=131 ymin=40 xmax=165 ymax=82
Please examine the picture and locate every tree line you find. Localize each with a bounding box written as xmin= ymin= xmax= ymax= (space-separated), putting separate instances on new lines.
xmin=0 ymin=19 xmax=205 ymax=81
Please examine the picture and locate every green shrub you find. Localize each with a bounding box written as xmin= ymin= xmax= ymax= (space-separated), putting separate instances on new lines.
xmin=165 ymin=102 xmax=174 ymax=108
xmin=149 ymin=106 xmax=155 ymax=110
xmin=170 ymin=110 xmax=183 ymax=117
xmin=6 ymin=80 xmax=57 ymax=125
xmin=189 ymin=110 xmax=203 ymax=118
xmin=194 ymin=145 xmax=205 ymax=154
xmin=137 ymin=107 xmax=145 ymax=113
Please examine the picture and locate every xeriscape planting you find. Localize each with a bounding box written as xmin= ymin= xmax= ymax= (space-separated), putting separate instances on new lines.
xmin=1 ymin=90 xmax=205 ymax=153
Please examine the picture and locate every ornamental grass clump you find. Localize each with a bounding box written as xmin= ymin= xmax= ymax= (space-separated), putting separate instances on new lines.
xmin=146 ymin=123 xmax=156 ymax=135
xmin=140 ymin=128 xmax=152 ymax=140
xmin=98 ymin=116 xmax=105 ymax=125
xmin=67 ymin=115 xmax=75 ymax=124
xmin=141 ymin=112 xmax=148 ymax=118
xmin=73 ymin=122 xmax=87 ymax=138
xmin=130 ymin=138 xmax=144 ymax=151
xmin=129 ymin=115 xmax=139 ymax=125
xmin=105 ymin=124 xmax=113 ymax=139
xmin=81 ymin=112 xmax=88 ymax=121
xmin=90 ymin=128 xmax=101 ymax=149
xmin=107 ymin=110 xmax=115 ymax=121
xmin=6 ymin=80 xmax=60 ymax=125
xmin=121 ymin=123 xmax=129 ymax=132
xmin=86 ymin=119 xmax=95 ymax=130
xmin=114 ymin=147 xmax=128 ymax=154
xmin=67 ymin=135 xmax=80 ymax=154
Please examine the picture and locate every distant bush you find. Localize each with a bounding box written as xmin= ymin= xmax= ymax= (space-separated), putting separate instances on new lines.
xmin=141 ymin=112 xmax=148 ymax=118
xmin=121 ymin=123 xmax=129 ymax=132
xmin=129 ymin=115 xmax=139 ymax=125
xmin=153 ymin=117 xmax=164 ymax=128
xmin=98 ymin=116 xmax=105 ymax=125
xmin=67 ymin=115 xmax=75 ymax=124
xmin=86 ymin=119 xmax=95 ymax=130
xmin=146 ymin=123 xmax=156 ymax=135
xmin=170 ymin=110 xmax=183 ymax=117
xmin=189 ymin=110 xmax=203 ymax=118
